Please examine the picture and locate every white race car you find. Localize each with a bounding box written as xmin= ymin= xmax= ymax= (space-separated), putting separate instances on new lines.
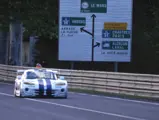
xmin=14 ymin=68 xmax=68 ymax=98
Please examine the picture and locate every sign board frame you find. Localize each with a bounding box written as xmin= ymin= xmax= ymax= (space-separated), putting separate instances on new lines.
xmin=58 ymin=0 xmax=133 ymax=62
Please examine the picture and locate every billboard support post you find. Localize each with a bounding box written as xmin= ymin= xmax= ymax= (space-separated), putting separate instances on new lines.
xmin=114 ymin=62 xmax=118 ymax=72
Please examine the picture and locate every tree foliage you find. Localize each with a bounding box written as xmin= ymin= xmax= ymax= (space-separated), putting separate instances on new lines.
xmin=144 ymin=0 xmax=159 ymax=55
xmin=0 ymin=0 xmax=58 ymax=39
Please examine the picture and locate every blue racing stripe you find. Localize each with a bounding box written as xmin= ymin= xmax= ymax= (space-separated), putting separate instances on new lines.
xmin=38 ymin=79 xmax=44 ymax=96
xmin=45 ymin=79 xmax=52 ymax=95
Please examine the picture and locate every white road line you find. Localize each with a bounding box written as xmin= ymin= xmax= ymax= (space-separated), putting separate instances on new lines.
xmin=0 ymin=82 xmax=13 ymax=85
xmin=0 ymin=81 xmax=159 ymax=106
xmin=0 ymin=92 xmax=147 ymax=120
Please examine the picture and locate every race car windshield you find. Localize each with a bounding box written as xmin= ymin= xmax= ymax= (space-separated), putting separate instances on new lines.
xmin=26 ymin=71 xmax=57 ymax=80
xmin=36 ymin=71 xmax=56 ymax=80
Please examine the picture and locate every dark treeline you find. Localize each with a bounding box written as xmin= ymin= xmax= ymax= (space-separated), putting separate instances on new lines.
xmin=0 ymin=0 xmax=159 ymax=74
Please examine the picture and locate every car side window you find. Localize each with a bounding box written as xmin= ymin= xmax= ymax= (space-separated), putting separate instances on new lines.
xmin=26 ymin=72 xmax=38 ymax=79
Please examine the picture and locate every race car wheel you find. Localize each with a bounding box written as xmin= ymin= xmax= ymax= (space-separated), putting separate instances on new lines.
xmin=14 ymin=83 xmax=23 ymax=98
xmin=19 ymin=88 xmax=24 ymax=98
xmin=14 ymin=89 xmax=21 ymax=97
xmin=16 ymin=89 xmax=24 ymax=98
xmin=14 ymin=90 xmax=23 ymax=98
xmin=14 ymin=83 xmax=18 ymax=97
xmin=64 ymin=96 xmax=67 ymax=99
xmin=63 ymin=92 xmax=68 ymax=99
xmin=14 ymin=88 xmax=17 ymax=97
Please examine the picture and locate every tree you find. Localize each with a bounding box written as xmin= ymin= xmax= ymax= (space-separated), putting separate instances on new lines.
xmin=0 ymin=0 xmax=58 ymax=39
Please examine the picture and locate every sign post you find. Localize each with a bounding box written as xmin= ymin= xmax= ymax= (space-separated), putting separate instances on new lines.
xmin=91 ymin=14 xmax=96 ymax=62
xmin=80 ymin=14 xmax=100 ymax=61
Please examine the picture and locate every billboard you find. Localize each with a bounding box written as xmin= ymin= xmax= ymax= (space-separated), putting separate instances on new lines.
xmin=58 ymin=0 xmax=132 ymax=62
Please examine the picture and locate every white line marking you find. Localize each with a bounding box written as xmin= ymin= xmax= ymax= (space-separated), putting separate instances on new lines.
xmin=0 ymin=82 xmax=13 ymax=85
xmin=0 ymin=92 xmax=147 ymax=120
xmin=0 ymin=92 xmax=13 ymax=97
xmin=0 ymin=81 xmax=159 ymax=106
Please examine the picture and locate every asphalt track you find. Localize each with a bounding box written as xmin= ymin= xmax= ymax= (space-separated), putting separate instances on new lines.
xmin=0 ymin=82 xmax=159 ymax=120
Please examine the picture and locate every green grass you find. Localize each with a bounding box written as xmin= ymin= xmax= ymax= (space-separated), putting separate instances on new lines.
xmin=69 ymin=88 xmax=159 ymax=102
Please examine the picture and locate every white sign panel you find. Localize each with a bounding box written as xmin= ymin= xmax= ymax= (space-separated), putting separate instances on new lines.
xmin=58 ymin=0 xmax=132 ymax=62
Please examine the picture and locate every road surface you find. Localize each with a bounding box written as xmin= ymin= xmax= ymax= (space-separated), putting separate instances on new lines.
xmin=0 ymin=82 xmax=159 ymax=120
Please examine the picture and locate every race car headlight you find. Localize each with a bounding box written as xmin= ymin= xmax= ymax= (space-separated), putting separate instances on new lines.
xmin=23 ymin=81 xmax=35 ymax=85
xmin=56 ymin=83 xmax=66 ymax=86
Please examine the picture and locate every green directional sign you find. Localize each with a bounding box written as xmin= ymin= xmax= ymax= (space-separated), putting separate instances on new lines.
xmin=80 ymin=0 xmax=107 ymax=13
xmin=102 ymin=41 xmax=128 ymax=50
xmin=70 ymin=17 xmax=86 ymax=26
xmin=62 ymin=17 xmax=86 ymax=26
xmin=102 ymin=30 xmax=131 ymax=38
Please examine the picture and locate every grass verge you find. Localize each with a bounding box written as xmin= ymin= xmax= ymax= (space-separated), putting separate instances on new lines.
xmin=69 ymin=88 xmax=159 ymax=103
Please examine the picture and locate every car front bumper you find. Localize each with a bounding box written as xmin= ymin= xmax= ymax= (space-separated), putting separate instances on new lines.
xmin=20 ymin=87 xmax=68 ymax=97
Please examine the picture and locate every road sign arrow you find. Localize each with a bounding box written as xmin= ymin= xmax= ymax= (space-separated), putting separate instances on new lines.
xmin=91 ymin=14 xmax=96 ymax=37
xmin=91 ymin=14 xmax=96 ymax=61
xmin=80 ymin=27 xmax=93 ymax=36
xmin=80 ymin=14 xmax=97 ymax=62
xmin=93 ymin=42 xmax=100 ymax=48
xmin=91 ymin=14 xmax=96 ymax=34
xmin=80 ymin=27 xmax=84 ymax=32
xmin=91 ymin=14 xmax=96 ymax=19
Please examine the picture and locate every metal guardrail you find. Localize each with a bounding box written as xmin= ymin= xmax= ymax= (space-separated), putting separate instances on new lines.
xmin=0 ymin=64 xmax=159 ymax=98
